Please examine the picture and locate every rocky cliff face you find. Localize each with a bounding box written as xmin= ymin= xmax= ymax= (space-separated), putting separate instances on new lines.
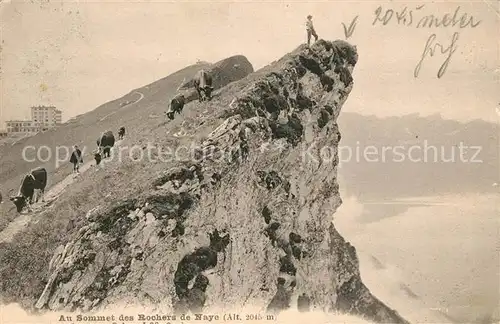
xmin=34 ymin=40 xmax=408 ymax=323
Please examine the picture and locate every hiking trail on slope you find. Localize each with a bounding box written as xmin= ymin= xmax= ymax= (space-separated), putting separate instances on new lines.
xmin=0 ymin=140 xmax=123 ymax=244
xmin=99 ymin=91 xmax=144 ymax=122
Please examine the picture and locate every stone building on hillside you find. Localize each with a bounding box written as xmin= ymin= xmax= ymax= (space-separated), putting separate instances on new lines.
xmin=31 ymin=106 xmax=62 ymax=129
xmin=5 ymin=106 xmax=62 ymax=136
xmin=5 ymin=120 xmax=43 ymax=136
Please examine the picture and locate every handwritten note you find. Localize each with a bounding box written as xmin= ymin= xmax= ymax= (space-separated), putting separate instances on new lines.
xmin=342 ymin=4 xmax=482 ymax=78
xmin=371 ymin=5 xmax=481 ymax=28
xmin=414 ymin=32 xmax=459 ymax=79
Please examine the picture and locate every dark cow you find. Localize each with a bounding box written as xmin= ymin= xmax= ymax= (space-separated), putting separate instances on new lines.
xmin=10 ymin=167 xmax=47 ymax=213
xmin=97 ymin=130 xmax=115 ymax=158
xmin=193 ymin=69 xmax=213 ymax=102
xmin=166 ymin=94 xmax=186 ymax=120
xmin=118 ymin=126 xmax=125 ymax=140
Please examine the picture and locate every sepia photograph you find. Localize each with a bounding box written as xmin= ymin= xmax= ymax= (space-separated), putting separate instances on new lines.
xmin=0 ymin=0 xmax=498 ymax=323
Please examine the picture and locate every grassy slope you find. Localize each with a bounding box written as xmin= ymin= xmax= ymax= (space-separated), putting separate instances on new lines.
xmin=0 ymin=62 xmax=210 ymax=231
xmin=0 ymin=62 xmax=215 ymax=306
xmin=0 ymin=49 xmax=287 ymax=308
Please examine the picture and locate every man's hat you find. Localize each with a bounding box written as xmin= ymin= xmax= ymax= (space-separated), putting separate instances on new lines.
xmin=307 ymin=15 xmax=312 ymax=19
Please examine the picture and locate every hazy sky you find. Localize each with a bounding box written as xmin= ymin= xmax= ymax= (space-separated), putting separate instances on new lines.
xmin=0 ymin=0 xmax=498 ymax=128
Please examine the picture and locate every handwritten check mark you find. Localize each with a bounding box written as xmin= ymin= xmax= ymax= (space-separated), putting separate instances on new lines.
xmin=342 ymin=15 xmax=359 ymax=40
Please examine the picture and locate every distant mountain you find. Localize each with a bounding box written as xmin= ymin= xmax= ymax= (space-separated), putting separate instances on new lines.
xmin=337 ymin=112 xmax=499 ymax=201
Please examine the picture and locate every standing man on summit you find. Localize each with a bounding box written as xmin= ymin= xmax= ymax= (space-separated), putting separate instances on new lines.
xmin=306 ymin=15 xmax=318 ymax=46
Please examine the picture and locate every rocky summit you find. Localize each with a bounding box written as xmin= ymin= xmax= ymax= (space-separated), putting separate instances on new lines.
xmin=31 ymin=40 xmax=407 ymax=323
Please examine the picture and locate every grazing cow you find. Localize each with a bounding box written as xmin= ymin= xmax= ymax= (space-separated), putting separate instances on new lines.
xmin=10 ymin=167 xmax=47 ymax=213
xmin=166 ymin=94 xmax=186 ymax=120
xmin=97 ymin=130 xmax=115 ymax=158
xmin=118 ymin=126 xmax=125 ymax=140
xmin=193 ymin=69 xmax=213 ymax=102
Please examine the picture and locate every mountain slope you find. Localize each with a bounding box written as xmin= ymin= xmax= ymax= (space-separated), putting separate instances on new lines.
xmin=0 ymin=55 xmax=253 ymax=307
xmin=0 ymin=57 xmax=253 ymax=232
xmin=20 ymin=40 xmax=408 ymax=322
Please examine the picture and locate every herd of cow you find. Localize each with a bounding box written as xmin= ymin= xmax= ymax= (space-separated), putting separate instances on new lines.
xmin=166 ymin=69 xmax=213 ymax=120
xmin=1 ymin=68 xmax=214 ymax=214
xmin=6 ymin=128 xmax=121 ymax=213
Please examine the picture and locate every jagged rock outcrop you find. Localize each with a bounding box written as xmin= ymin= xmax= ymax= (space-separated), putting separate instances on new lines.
xmin=35 ymin=40 xmax=409 ymax=323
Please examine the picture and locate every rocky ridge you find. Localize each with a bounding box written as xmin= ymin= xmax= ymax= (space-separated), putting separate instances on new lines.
xmin=34 ymin=40 xmax=409 ymax=324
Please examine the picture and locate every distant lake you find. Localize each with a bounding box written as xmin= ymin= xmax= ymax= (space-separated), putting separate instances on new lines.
xmin=335 ymin=192 xmax=500 ymax=324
